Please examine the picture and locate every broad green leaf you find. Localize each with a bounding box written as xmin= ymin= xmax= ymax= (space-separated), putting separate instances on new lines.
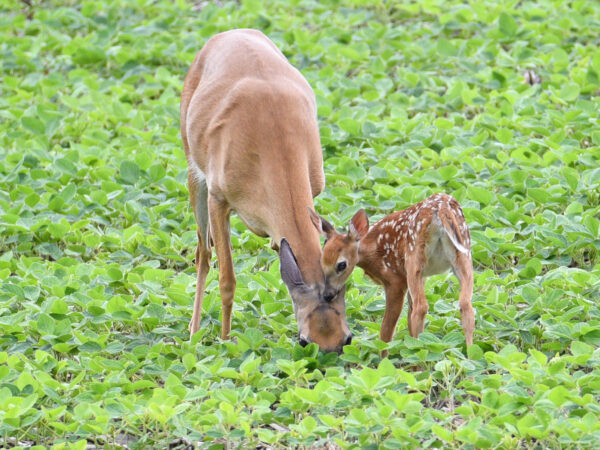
xmin=120 ymin=161 xmax=140 ymax=185
xmin=559 ymin=83 xmax=580 ymax=102
xmin=437 ymin=38 xmax=457 ymax=57
xmin=37 ymin=314 xmax=55 ymax=335
xmin=496 ymin=128 xmax=513 ymax=144
xmin=467 ymin=186 xmax=494 ymax=205
xmin=467 ymin=344 xmax=484 ymax=360
xmin=498 ymin=12 xmax=518 ymax=36
xmin=22 ymin=116 xmax=45 ymax=135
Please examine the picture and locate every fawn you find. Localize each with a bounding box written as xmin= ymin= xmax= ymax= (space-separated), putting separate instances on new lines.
xmin=309 ymin=193 xmax=474 ymax=346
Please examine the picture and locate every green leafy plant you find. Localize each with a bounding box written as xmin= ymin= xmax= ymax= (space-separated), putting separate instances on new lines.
xmin=1 ymin=0 xmax=599 ymax=447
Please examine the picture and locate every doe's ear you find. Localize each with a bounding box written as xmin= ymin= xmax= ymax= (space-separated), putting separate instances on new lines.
xmin=349 ymin=209 xmax=369 ymax=241
xmin=308 ymin=207 xmax=335 ymax=238
xmin=279 ymin=238 xmax=305 ymax=289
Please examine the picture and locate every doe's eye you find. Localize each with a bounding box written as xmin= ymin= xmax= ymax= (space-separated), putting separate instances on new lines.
xmin=336 ymin=261 xmax=347 ymax=273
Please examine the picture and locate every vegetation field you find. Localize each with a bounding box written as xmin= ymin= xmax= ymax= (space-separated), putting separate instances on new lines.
xmin=1 ymin=0 xmax=600 ymax=447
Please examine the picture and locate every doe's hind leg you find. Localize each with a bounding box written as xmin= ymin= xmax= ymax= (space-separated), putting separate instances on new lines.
xmin=188 ymin=175 xmax=212 ymax=337
xmin=189 ymin=233 xmax=212 ymax=337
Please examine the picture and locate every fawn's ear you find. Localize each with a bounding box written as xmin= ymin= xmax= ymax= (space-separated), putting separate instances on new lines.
xmin=349 ymin=209 xmax=369 ymax=241
xmin=308 ymin=208 xmax=335 ymax=238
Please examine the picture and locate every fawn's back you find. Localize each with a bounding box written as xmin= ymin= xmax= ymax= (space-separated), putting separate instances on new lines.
xmin=362 ymin=193 xmax=471 ymax=281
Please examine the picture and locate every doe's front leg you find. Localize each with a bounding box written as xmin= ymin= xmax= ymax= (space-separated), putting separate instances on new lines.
xmin=208 ymin=195 xmax=237 ymax=340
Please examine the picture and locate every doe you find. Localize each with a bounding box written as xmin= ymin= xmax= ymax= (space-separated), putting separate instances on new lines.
xmin=180 ymin=29 xmax=352 ymax=353
xmin=310 ymin=193 xmax=475 ymax=346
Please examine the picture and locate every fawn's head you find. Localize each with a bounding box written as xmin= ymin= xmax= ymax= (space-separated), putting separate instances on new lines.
xmin=308 ymin=209 xmax=370 ymax=301
xmin=279 ymin=238 xmax=352 ymax=354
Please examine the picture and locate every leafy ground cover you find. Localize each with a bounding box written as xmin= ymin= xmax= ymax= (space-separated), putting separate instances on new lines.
xmin=1 ymin=0 xmax=600 ymax=447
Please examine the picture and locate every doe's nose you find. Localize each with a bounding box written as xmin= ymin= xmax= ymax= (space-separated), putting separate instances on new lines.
xmin=298 ymin=336 xmax=310 ymax=347
xmin=333 ymin=334 xmax=353 ymax=355
xmin=343 ymin=334 xmax=353 ymax=347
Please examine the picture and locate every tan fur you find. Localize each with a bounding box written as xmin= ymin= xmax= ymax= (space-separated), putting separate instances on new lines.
xmin=320 ymin=194 xmax=475 ymax=349
xmin=181 ymin=30 xmax=350 ymax=352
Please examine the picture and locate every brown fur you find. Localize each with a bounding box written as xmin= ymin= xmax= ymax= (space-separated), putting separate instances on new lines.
xmin=318 ymin=194 xmax=475 ymax=350
xmin=181 ymin=29 xmax=351 ymax=352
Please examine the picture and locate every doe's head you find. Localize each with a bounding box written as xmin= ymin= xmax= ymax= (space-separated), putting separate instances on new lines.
xmin=308 ymin=208 xmax=369 ymax=299
xmin=279 ymin=238 xmax=352 ymax=354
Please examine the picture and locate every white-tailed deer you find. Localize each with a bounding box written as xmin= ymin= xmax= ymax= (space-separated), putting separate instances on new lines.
xmin=180 ymin=29 xmax=352 ymax=353
xmin=311 ymin=193 xmax=474 ymax=346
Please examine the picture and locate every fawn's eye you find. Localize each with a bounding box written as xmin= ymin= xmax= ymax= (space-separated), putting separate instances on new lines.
xmin=323 ymin=238 xmax=328 ymax=245
xmin=336 ymin=261 xmax=347 ymax=273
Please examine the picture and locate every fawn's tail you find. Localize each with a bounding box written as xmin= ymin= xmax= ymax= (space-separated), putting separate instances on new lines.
xmin=437 ymin=206 xmax=470 ymax=255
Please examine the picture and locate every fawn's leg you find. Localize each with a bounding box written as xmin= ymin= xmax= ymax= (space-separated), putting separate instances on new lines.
xmin=406 ymin=254 xmax=428 ymax=338
xmin=380 ymin=280 xmax=407 ymax=343
xmin=208 ymin=195 xmax=236 ymax=340
xmin=406 ymin=291 xmax=413 ymax=337
xmin=452 ymin=252 xmax=474 ymax=346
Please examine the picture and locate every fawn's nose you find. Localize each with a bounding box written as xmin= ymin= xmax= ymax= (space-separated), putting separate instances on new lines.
xmin=323 ymin=288 xmax=337 ymax=303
